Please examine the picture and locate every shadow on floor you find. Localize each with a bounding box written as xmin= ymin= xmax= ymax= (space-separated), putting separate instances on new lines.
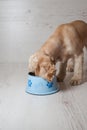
xmin=59 ymin=68 xmax=87 ymax=91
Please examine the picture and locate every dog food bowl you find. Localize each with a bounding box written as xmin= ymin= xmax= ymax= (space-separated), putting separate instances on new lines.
xmin=26 ymin=73 xmax=59 ymax=95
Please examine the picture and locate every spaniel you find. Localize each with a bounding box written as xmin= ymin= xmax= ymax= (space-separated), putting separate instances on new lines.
xmin=28 ymin=20 xmax=87 ymax=85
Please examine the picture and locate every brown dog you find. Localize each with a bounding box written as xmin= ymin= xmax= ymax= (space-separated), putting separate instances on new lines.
xmin=28 ymin=20 xmax=87 ymax=85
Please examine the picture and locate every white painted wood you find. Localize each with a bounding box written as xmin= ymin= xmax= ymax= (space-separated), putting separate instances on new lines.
xmin=0 ymin=63 xmax=87 ymax=130
xmin=0 ymin=0 xmax=87 ymax=63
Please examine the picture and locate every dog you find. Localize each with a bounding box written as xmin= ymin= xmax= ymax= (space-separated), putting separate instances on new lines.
xmin=28 ymin=20 xmax=87 ymax=86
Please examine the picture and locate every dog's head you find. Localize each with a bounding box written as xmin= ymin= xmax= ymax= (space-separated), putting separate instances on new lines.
xmin=35 ymin=55 xmax=56 ymax=81
xmin=28 ymin=53 xmax=56 ymax=81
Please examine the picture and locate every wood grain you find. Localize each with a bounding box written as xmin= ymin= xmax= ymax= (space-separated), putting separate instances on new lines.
xmin=0 ymin=63 xmax=87 ymax=130
xmin=0 ymin=0 xmax=87 ymax=129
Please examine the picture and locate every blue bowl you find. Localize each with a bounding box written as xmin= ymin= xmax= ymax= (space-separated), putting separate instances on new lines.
xmin=26 ymin=73 xmax=59 ymax=95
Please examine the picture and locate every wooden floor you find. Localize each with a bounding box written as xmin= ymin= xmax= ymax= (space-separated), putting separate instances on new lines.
xmin=0 ymin=63 xmax=87 ymax=130
xmin=0 ymin=0 xmax=87 ymax=129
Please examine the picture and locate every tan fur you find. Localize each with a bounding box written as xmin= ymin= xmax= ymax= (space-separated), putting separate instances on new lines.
xmin=29 ymin=20 xmax=87 ymax=85
xmin=66 ymin=58 xmax=74 ymax=72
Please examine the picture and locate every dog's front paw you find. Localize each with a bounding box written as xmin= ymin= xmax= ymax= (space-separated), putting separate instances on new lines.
xmin=70 ymin=76 xmax=82 ymax=86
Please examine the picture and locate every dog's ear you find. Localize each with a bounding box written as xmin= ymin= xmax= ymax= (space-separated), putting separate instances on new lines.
xmin=46 ymin=63 xmax=56 ymax=81
xmin=50 ymin=56 xmax=55 ymax=64
xmin=35 ymin=61 xmax=56 ymax=81
xmin=35 ymin=62 xmax=47 ymax=76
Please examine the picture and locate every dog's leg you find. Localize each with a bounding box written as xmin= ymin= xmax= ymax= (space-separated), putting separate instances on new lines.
xmin=70 ymin=52 xmax=83 ymax=85
xmin=66 ymin=58 xmax=74 ymax=72
xmin=57 ymin=61 xmax=67 ymax=82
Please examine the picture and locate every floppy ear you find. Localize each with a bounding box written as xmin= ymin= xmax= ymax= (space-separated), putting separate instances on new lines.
xmin=50 ymin=56 xmax=55 ymax=64
xmin=46 ymin=63 xmax=56 ymax=81
xmin=48 ymin=63 xmax=56 ymax=74
xmin=35 ymin=62 xmax=47 ymax=76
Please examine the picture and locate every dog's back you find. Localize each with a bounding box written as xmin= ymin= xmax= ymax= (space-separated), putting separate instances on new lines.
xmin=71 ymin=20 xmax=87 ymax=44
